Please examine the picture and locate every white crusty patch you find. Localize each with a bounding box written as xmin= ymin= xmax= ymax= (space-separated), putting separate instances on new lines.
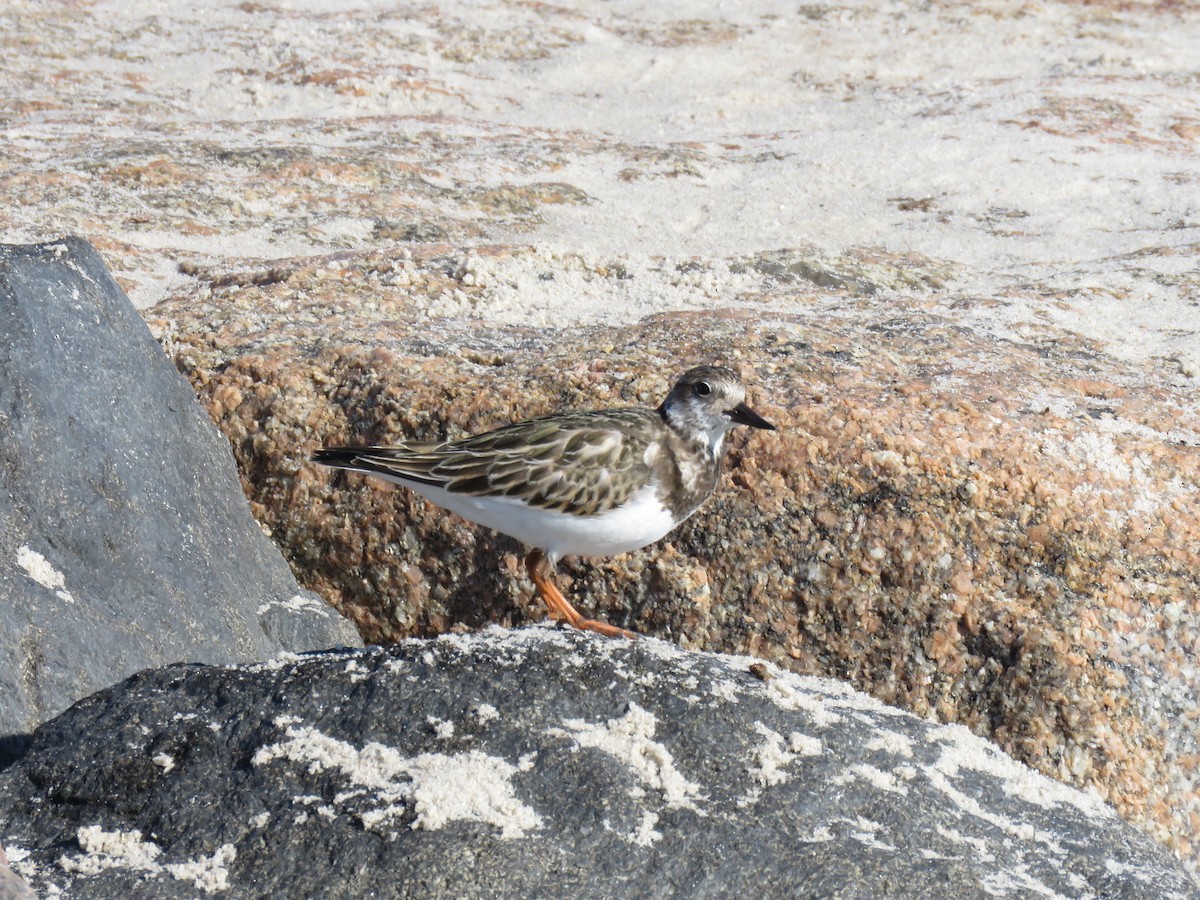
xmin=59 ymin=826 xmax=234 ymax=895
xmin=935 ymin=727 xmax=1111 ymax=818
xmin=865 ymin=732 xmax=915 ymax=758
xmin=814 ymin=720 xmax=1113 ymax=852
xmin=250 ymin=651 xmax=305 ymax=673
xmin=852 ymin=831 xmax=897 ymax=853
xmin=255 ymin=593 xmax=332 ymax=617
xmin=739 ymin=722 xmax=822 ymax=807
xmin=708 ymin=679 xmax=741 ymax=704
xmin=151 ymin=752 xmax=175 ymax=773
xmin=251 ymin=722 xmax=541 ymax=838
xmin=763 ymin=678 xmax=843 ymax=728
xmin=744 ymin=722 xmax=822 ymax=792
xmin=848 ymin=763 xmax=909 ymax=796
xmin=844 ymin=817 xmax=898 ymax=853
xmin=17 ymin=545 xmax=75 ymax=604
xmin=749 ymin=723 xmax=796 ymax=788
xmin=923 ymin=725 xmax=1113 ymax=853
xmin=937 ymin=824 xmax=995 ymax=861
xmin=789 ymin=731 xmax=824 ymax=757
xmin=978 ymin=863 xmax=1071 ymax=899
xmin=629 ymin=811 xmax=662 ymax=847
xmin=550 ymin=703 xmax=701 ymax=809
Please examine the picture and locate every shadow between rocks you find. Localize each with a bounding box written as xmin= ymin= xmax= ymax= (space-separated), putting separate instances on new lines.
xmin=0 ymin=734 xmax=32 ymax=772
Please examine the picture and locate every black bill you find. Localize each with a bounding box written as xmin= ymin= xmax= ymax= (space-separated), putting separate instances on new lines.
xmin=726 ymin=402 xmax=776 ymax=430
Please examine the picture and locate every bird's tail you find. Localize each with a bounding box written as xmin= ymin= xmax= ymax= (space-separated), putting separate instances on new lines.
xmin=310 ymin=447 xmax=362 ymax=469
xmin=310 ymin=445 xmax=445 ymax=488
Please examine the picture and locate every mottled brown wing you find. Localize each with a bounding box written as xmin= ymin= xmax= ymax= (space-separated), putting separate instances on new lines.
xmin=433 ymin=411 xmax=655 ymax=515
xmin=317 ymin=410 xmax=657 ymax=516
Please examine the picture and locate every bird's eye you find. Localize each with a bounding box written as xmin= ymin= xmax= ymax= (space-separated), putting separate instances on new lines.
xmin=694 ymin=382 xmax=712 ymax=397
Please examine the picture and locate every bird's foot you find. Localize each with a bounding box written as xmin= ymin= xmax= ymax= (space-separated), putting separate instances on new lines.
xmin=526 ymin=549 xmax=637 ymax=641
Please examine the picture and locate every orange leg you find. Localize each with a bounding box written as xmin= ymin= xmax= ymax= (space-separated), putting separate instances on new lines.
xmin=524 ymin=549 xmax=636 ymax=640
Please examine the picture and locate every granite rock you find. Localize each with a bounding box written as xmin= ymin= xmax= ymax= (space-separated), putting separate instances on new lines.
xmin=0 ymin=627 xmax=1193 ymax=899
xmin=4 ymin=0 xmax=1198 ymax=879
xmin=0 ymin=238 xmax=359 ymax=741
xmin=149 ymin=243 xmax=1200 ymax=873
xmin=2 ymin=2 xmax=1198 ymax=395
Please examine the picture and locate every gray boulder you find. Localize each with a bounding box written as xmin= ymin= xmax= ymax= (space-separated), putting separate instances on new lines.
xmin=0 ymin=627 xmax=1192 ymax=898
xmin=0 ymin=237 xmax=359 ymax=742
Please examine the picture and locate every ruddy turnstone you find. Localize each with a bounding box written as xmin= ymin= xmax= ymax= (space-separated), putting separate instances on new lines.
xmin=312 ymin=366 xmax=775 ymax=639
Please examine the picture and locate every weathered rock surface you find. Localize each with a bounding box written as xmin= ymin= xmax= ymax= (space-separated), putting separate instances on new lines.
xmin=0 ymin=238 xmax=359 ymax=740
xmin=4 ymin=0 xmax=1198 ymax=880
xmin=0 ymin=627 xmax=1193 ymax=898
xmin=2 ymin=2 xmax=1198 ymax=391
xmin=151 ymin=243 xmax=1200 ymax=871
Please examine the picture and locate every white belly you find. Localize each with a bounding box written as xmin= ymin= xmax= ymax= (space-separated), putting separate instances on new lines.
xmin=402 ymin=481 xmax=679 ymax=563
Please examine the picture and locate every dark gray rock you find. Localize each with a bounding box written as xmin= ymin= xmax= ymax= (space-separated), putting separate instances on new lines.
xmin=0 ymin=237 xmax=359 ymax=740
xmin=0 ymin=627 xmax=1192 ymax=898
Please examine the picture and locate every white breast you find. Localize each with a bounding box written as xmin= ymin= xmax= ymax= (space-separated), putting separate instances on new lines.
xmin=401 ymin=480 xmax=679 ymax=564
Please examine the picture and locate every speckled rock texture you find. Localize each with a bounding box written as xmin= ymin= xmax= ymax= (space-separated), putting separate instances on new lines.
xmin=152 ymin=244 xmax=1200 ymax=875
xmin=0 ymin=238 xmax=359 ymax=740
xmin=3 ymin=0 xmax=1200 ymax=882
xmin=3 ymin=1 xmax=1199 ymax=389
xmin=0 ymin=628 xmax=1193 ymax=898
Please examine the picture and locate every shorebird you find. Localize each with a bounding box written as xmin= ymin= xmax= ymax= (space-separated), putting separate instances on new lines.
xmin=313 ymin=366 xmax=775 ymax=638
